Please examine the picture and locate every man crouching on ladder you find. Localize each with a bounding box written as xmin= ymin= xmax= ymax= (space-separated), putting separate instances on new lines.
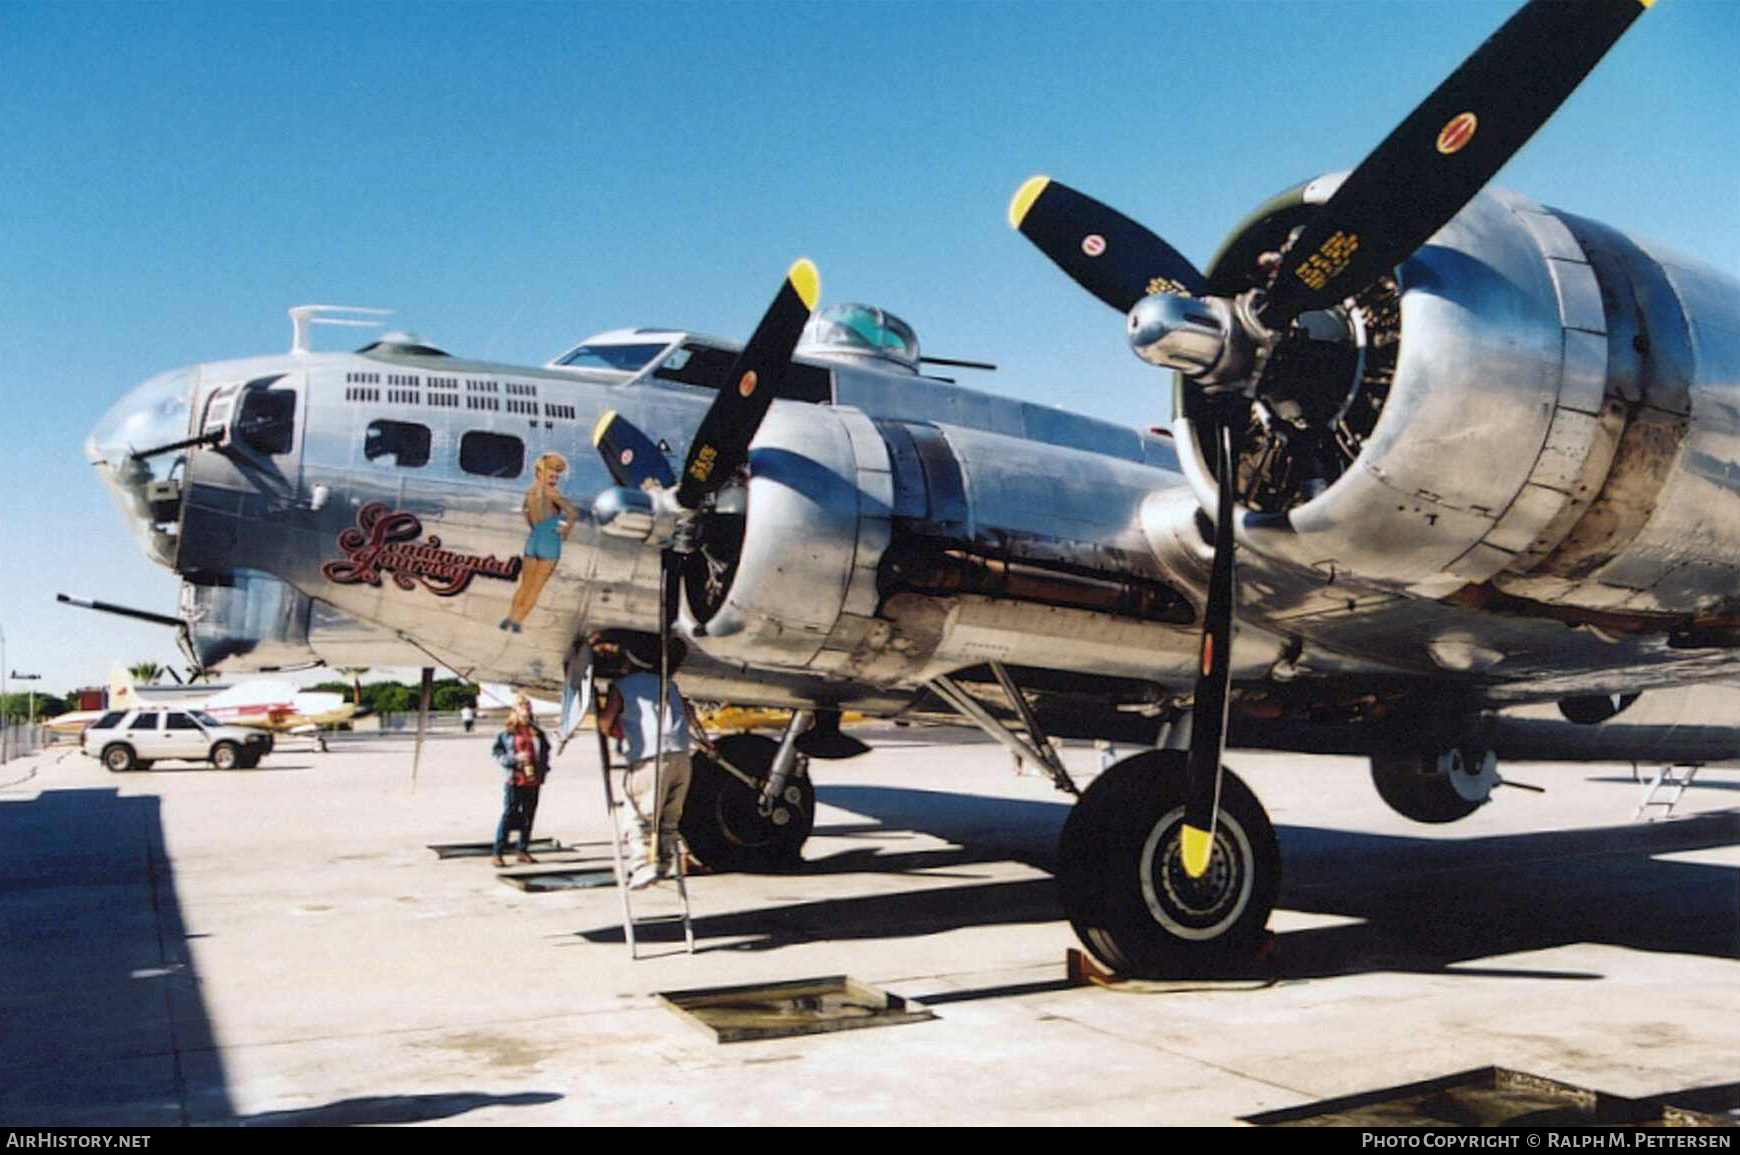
xmin=597 ymin=634 xmax=693 ymax=890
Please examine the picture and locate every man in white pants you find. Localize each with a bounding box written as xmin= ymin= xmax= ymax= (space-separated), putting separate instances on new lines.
xmin=597 ymin=637 xmax=692 ymax=890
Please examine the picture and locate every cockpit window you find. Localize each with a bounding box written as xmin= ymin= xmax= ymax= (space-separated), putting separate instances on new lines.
xmin=653 ymin=341 xmax=833 ymax=404
xmin=365 ymin=420 xmax=431 ymax=468
xmin=236 ymin=385 xmax=297 ymax=455
xmin=556 ymin=343 xmax=668 ymax=372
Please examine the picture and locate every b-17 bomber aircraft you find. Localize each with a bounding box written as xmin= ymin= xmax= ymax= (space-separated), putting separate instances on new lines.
xmin=85 ymin=0 xmax=1739 ymax=975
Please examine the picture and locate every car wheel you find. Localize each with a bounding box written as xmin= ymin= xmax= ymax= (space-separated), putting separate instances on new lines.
xmin=102 ymin=744 xmax=137 ymax=773
xmin=210 ymin=741 xmax=241 ymax=771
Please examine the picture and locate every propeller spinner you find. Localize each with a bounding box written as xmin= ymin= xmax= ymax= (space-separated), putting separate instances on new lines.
xmin=1010 ymin=0 xmax=1651 ymax=877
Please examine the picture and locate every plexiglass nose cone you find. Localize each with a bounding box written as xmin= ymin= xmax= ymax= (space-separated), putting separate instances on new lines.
xmin=88 ymin=366 xmax=197 ymax=568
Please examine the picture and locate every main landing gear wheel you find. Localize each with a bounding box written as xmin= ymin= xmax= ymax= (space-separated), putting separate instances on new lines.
xmin=681 ymin=733 xmax=815 ymax=872
xmin=1058 ymin=751 xmax=1279 ymax=978
xmin=1370 ymin=743 xmax=1489 ymax=824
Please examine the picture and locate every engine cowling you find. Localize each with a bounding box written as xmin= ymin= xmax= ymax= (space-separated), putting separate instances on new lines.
xmin=1175 ymin=180 xmax=1740 ymax=626
xmin=678 ymin=403 xmax=894 ymax=674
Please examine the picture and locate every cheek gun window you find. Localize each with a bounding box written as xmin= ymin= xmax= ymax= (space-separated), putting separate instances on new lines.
xmin=365 ymin=420 xmax=432 ymax=468
xmin=236 ymin=388 xmax=297 ymax=455
xmin=459 ymin=431 xmax=525 ymax=478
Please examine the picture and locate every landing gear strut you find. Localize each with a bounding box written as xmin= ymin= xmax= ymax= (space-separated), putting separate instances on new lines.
xmin=1057 ymin=750 xmax=1279 ymax=977
xmin=680 ymin=732 xmax=815 ymax=872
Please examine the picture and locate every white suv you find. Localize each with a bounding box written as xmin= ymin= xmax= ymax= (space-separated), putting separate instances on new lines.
xmin=82 ymin=707 xmax=272 ymax=771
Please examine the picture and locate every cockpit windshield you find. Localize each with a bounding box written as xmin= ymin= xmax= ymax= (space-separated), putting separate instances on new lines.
xmin=555 ymin=343 xmax=669 ymax=373
xmin=798 ymin=303 xmax=920 ymax=369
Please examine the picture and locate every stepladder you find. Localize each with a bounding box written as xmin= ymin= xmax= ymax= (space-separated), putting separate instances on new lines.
xmin=594 ymin=713 xmax=695 ymax=959
xmin=1633 ymin=762 xmax=1702 ymax=822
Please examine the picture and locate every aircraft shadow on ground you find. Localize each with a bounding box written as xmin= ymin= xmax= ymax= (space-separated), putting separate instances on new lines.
xmin=578 ymin=785 xmax=1740 ymax=980
xmin=0 ymin=787 xmax=558 ymax=1127
xmin=1585 ymin=774 xmax=1740 ymax=793
xmin=226 ymin=1090 xmax=562 ymax=1127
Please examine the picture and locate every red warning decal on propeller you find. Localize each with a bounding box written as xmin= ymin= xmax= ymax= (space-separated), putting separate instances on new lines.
xmin=1201 ymin=635 xmax=1214 ymax=677
xmin=1436 ymin=111 xmax=1478 ymax=155
xmin=1081 ymin=234 xmax=1106 ymax=258
xmin=738 ymin=370 xmax=758 ymax=398
xmin=619 ymin=449 xmax=634 ymax=466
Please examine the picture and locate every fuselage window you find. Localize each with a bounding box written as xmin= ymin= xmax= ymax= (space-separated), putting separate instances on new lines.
xmin=236 ymin=388 xmax=297 ymax=455
xmin=365 ymin=420 xmax=432 ymax=468
xmin=459 ymin=431 xmax=524 ymax=478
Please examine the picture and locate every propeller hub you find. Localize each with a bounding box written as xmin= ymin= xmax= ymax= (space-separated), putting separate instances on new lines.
xmin=1126 ymin=294 xmax=1250 ymax=385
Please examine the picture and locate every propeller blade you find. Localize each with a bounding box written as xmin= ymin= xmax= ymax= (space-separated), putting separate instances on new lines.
xmin=592 ymin=410 xmax=676 ymax=490
xmin=1008 ymin=176 xmax=1207 ymax=313
xmin=1180 ymin=421 xmax=1239 ymax=879
xmin=675 ymin=259 xmax=820 ymax=509
xmin=1264 ymin=0 xmax=1650 ymax=323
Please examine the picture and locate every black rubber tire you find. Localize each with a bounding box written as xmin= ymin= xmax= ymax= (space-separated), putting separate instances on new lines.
xmin=1058 ymin=751 xmax=1280 ymax=978
xmin=134 ymin=761 xmax=155 ymax=771
xmin=210 ymin=742 xmax=241 ymax=771
xmin=1370 ymin=745 xmax=1485 ymax=824
xmin=102 ymin=744 xmax=137 ymax=773
xmin=680 ymin=733 xmax=815 ymax=872
xmin=237 ymin=751 xmax=262 ymax=770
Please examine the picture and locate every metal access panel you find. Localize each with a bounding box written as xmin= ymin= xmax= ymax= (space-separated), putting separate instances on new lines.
xmin=426 ymin=838 xmax=563 ymax=859
xmin=496 ymin=869 xmax=618 ymax=893
xmin=658 ymin=975 xmax=935 ymax=1044
xmin=1243 ymin=1067 xmax=1735 ymax=1128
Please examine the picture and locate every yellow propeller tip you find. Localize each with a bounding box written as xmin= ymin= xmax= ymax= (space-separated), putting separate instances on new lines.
xmin=788 ymin=258 xmax=821 ymax=311
xmin=591 ymin=409 xmax=617 ymax=449
xmin=1008 ymin=175 xmax=1051 ymax=230
xmin=1179 ymin=824 xmax=1214 ymax=879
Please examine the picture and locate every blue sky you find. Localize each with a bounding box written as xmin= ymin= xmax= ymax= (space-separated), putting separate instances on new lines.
xmin=2 ymin=0 xmax=1735 ymax=692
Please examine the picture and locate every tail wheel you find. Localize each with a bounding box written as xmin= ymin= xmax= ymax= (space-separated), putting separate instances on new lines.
xmin=102 ymin=744 xmax=138 ymax=773
xmin=1058 ymin=751 xmax=1279 ymax=977
xmin=680 ymin=733 xmax=814 ymax=872
xmin=210 ymin=742 xmax=241 ymax=771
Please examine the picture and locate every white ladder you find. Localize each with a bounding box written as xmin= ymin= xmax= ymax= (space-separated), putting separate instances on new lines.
xmin=595 ymin=724 xmax=694 ymax=959
xmin=1633 ymin=762 xmax=1701 ymax=822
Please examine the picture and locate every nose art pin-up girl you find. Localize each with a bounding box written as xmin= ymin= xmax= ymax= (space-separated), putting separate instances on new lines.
xmin=501 ymin=452 xmax=578 ymax=633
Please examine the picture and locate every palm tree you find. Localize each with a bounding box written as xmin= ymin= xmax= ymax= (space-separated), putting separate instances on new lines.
xmin=337 ymin=667 xmax=370 ymax=706
xmin=128 ymin=661 xmax=164 ymax=685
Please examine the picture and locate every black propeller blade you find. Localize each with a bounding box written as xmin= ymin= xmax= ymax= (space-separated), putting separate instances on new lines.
xmin=1180 ymin=419 xmax=1240 ymax=878
xmin=676 ymin=258 xmax=820 ymax=509
xmin=1008 ymin=176 xmax=1207 ymax=313
xmin=592 ymin=410 xmax=676 ymax=490
xmin=1263 ymin=0 xmax=1651 ymax=324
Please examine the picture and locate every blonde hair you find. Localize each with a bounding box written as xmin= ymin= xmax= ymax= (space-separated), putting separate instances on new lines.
xmin=512 ymin=694 xmax=533 ymax=718
xmin=533 ymin=452 xmax=568 ymax=482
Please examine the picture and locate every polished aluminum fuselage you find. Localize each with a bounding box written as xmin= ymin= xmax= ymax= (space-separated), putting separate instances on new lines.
xmin=90 ymin=184 xmax=1740 ymax=757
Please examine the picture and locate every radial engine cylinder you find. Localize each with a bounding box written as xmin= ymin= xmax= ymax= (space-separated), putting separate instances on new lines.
xmin=1178 ymin=183 xmax=1740 ymax=620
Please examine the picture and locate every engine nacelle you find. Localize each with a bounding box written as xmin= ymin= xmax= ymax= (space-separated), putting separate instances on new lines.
xmin=1178 ymin=180 xmax=1740 ymax=624
xmin=678 ymin=404 xmax=894 ymax=674
xmin=678 ymin=397 xmax=1208 ymax=686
